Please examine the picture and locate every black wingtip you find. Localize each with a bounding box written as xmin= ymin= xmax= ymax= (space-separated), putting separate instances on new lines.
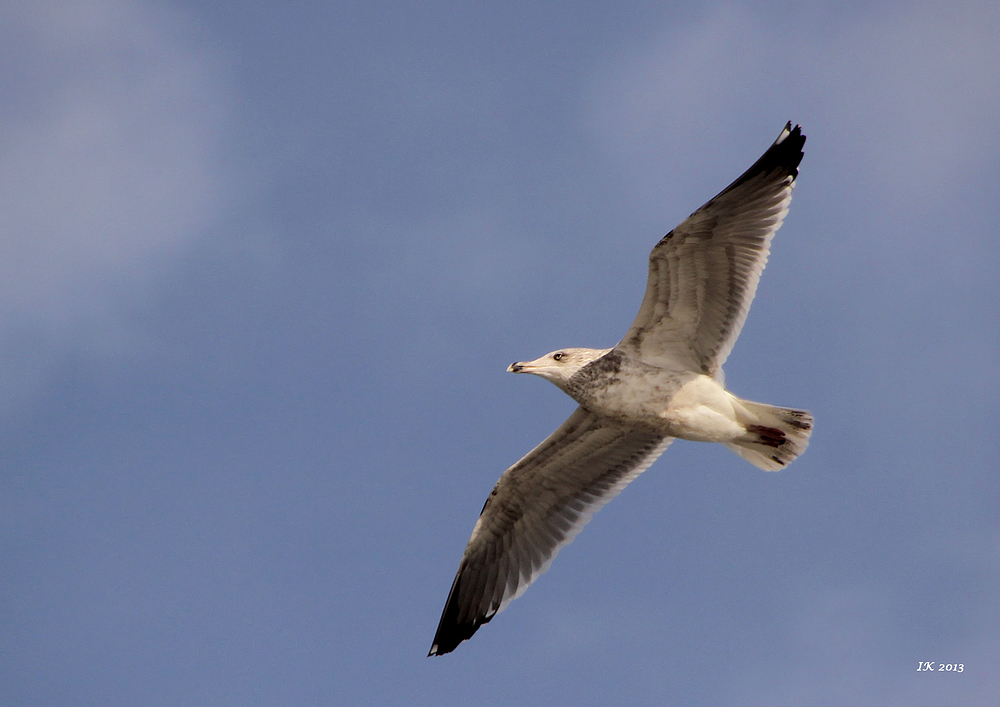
xmin=763 ymin=121 xmax=806 ymax=179
xmin=427 ymin=615 xmax=481 ymax=657
xmin=771 ymin=122 xmax=806 ymax=177
xmin=717 ymin=122 xmax=806 ymax=197
xmin=427 ymin=572 xmax=488 ymax=656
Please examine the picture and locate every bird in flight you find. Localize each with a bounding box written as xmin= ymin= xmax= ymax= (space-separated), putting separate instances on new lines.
xmin=429 ymin=123 xmax=812 ymax=656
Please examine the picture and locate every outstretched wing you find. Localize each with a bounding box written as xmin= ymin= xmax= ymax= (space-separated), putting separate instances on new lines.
xmin=616 ymin=123 xmax=805 ymax=375
xmin=429 ymin=407 xmax=672 ymax=656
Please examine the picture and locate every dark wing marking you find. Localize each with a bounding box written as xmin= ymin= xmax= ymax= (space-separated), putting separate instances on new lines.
xmin=428 ymin=407 xmax=672 ymax=655
xmin=616 ymin=123 xmax=805 ymax=375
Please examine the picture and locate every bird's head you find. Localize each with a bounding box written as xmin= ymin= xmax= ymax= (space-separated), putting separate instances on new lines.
xmin=507 ymin=347 xmax=610 ymax=390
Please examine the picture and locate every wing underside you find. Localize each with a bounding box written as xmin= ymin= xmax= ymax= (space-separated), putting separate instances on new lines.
xmin=617 ymin=123 xmax=806 ymax=374
xmin=429 ymin=407 xmax=672 ymax=655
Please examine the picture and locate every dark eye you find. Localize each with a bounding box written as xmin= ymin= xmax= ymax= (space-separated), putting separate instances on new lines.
xmin=553 ymin=352 xmax=565 ymax=361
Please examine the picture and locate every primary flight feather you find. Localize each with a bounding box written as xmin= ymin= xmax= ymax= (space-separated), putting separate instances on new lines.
xmin=429 ymin=123 xmax=812 ymax=656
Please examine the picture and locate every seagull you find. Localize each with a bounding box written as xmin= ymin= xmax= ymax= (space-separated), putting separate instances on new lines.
xmin=429 ymin=123 xmax=813 ymax=656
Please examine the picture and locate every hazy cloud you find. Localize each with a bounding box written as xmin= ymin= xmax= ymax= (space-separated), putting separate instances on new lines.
xmin=0 ymin=0 xmax=235 ymax=401
xmin=588 ymin=2 xmax=1000 ymax=210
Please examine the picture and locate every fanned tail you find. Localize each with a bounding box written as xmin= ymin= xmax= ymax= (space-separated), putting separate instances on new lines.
xmin=725 ymin=399 xmax=813 ymax=471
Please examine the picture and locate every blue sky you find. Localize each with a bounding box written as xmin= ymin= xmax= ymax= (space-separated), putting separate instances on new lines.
xmin=1 ymin=0 xmax=998 ymax=704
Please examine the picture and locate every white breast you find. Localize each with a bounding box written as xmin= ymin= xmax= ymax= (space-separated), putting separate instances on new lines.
xmin=573 ymin=361 xmax=744 ymax=442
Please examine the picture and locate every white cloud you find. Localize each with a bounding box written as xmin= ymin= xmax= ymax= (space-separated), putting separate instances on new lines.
xmin=0 ymin=0 xmax=236 ymax=402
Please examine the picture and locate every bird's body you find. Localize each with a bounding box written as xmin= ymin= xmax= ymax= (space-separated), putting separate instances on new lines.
xmin=429 ymin=123 xmax=813 ymax=656
xmin=546 ymin=349 xmax=743 ymax=442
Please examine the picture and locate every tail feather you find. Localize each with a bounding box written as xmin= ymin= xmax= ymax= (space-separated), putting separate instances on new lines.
xmin=725 ymin=398 xmax=813 ymax=471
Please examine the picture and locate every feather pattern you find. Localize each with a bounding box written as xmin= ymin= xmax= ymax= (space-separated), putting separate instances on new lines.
xmin=617 ymin=123 xmax=805 ymax=375
xmin=429 ymin=407 xmax=672 ymax=656
xmin=429 ymin=123 xmax=810 ymax=656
